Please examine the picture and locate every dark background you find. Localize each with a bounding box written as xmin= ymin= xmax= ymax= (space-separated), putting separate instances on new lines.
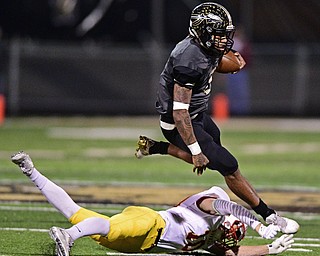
xmin=0 ymin=0 xmax=319 ymax=117
xmin=1 ymin=0 xmax=319 ymax=43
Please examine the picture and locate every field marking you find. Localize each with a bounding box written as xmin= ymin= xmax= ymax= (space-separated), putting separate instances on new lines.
xmin=2 ymin=142 xmax=320 ymax=162
xmin=246 ymin=236 xmax=320 ymax=242
xmin=245 ymin=235 xmax=318 ymax=252
xmin=0 ymin=205 xmax=122 ymax=214
xmin=295 ymin=238 xmax=320 ymax=242
xmin=2 ymin=141 xmax=320 ymax=162
xmin=1 ymin=227 xmax=319 ymax=247
xmin=288 ymin=248 xmax=313 ymax=252
xmin=0 ymin=205 xmax=58 ymax=212
xmin=0 ymin=227 xmax=48 ymax=232
xmin=218 ymin=118 xmax=320 ymax=132
xmin=47 ymin=127 xmax=159 ymax=140
xmin=241 ymin=142 xmax=320 ymax=155
xmin=0 ymin=227 xmax=317 ymax=254
xmin=2 ymin=205 xmax=320 ymax=220
xmin=294 ymin=243 xmax=320 ymax=248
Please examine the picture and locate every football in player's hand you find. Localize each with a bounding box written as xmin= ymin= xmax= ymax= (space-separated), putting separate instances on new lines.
xmin=216 ymin=51 xmax=242 ymax=74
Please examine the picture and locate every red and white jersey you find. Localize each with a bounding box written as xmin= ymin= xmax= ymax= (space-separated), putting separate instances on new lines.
xmin=155 ymin=186 xmax=230 ymax=252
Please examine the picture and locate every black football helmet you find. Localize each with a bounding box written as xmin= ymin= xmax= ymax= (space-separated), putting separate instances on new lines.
xmin=189 ymin=2 xmax=235 ymax=54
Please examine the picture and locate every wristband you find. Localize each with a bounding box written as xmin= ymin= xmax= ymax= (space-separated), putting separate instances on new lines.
xmin=187 ymin=142 xmax=201 ymax=155
xmin=173 ymin=101 xmax=189 ymax=110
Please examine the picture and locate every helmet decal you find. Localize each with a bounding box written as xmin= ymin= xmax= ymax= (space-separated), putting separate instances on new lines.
xmin=189 ymin=2 xmax=235 ymax=54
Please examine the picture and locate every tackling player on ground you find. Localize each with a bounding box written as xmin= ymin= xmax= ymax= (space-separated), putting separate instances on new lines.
xmin=11 ymin=151 xmax=294 ymax=256
xmin=135 ymin=2 xmax=299 ymax=235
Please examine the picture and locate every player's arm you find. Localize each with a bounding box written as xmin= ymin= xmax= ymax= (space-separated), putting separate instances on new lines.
xmin=172 ymin=83 xmax=196 ymax=146
xmin=172 ymin=83 xmax=209 ymax=175
xmin=199 ymin=198 xmax=279 ymax=239
xmin=206 ymin=235 xmax=293 ymax=256
xmin=234 ymin=234 xmax=294 ymax=256
xmin=230 ymin=244 xmax=269 ymax=256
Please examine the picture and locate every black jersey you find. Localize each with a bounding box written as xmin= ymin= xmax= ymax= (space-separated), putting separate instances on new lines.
xmin=156 ymin=36 xmax=221 ymax=123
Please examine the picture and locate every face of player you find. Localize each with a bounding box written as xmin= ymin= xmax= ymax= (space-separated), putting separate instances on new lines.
xmin=212 ymin=35 xmax=228 ymax=51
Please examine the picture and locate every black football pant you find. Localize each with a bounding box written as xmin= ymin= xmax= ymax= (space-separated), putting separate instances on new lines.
xmin=161 ymin=112 xmax=238 ymax=176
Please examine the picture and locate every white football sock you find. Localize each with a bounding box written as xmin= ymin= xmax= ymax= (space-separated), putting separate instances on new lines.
xmin=29 ymin=168 xmax=81 ymax=219
xmin=66 ymin=217 xmax=110 ymax=241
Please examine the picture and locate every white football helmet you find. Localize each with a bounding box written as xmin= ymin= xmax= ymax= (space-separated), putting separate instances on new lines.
xmin=214 ymin=215 xmax=247 ymax=251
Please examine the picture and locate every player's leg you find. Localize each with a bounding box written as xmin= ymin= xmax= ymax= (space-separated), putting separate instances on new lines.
xmin=67 ymin=207 xmax=111 ymax=241
xmin=135 ymin=134 xmax=193 ymax=163
xmin=135 ymin=129 xmax=277 ymax=230
xmin=224 ymin=169 xmax=261 ymax=207
xmin=195 ymin=115 xmax=300 ymax=233
xmin=11 ymin=151 xmax=80 ymax=219
xmin=168 ymin=143 xmax=192 ymax=163
xmin=11 ymin=151 xmax=111 ymax=256
xmin=49 ymin=215 xmax=110 ymax=256
xmin=98 ymin=206 xmax=165 ymax=253
xmin=49 ymin=210 xmax=110 ymax=256
xmin=203 ymin=114 xmax=299 ymax=233
xmin=135 ymin=113 xmax=222 ymax=164
xmin=224 ymin=168 xmax=299 ymax=233
xmin=199 ymin=114 xmax=266 ymax=209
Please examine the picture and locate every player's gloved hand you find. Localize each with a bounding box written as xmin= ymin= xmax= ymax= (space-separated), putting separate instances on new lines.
xmin=268 ymin=234 xmax=294 ymax=254
xmin=258 ymin=224 xmax=280 ymax=239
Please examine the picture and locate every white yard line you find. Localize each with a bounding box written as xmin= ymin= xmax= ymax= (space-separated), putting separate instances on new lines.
xmin=0 ymin=227 xmax=48 ymax=232
xmin=0 ymin=205 xmax=122 ymax=214
xmin=294 ymin=243 xmax=320 ymax=248
xmin=47 ymin=127 xmax=159 ymax=140
xmin=241 ymin=142 xmax=320 ymax=155
xmin=287 ymin=248 xmax=313 ymax=252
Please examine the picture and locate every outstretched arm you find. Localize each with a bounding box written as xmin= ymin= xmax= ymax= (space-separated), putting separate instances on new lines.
xmin=235 ymin=234 xmax=294 ymax=256
xmin=199 ymin=198 xmax=279 ymax=239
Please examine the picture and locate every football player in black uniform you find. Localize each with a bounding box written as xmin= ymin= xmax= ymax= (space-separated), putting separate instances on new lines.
xmin=136 ymin=2 xmax=299 ymax=234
